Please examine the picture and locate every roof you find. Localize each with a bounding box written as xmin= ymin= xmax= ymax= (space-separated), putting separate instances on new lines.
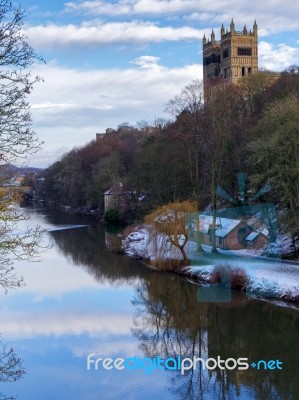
xmin=244 ymin=232 xmax=260 ymax=241
xmin=198 ymin=215 xmax=242 ymax=238
xmin=247 ymin=216 xmax=269 ymax=237
xmin=104 ymin=183 xmax=126 ymax=195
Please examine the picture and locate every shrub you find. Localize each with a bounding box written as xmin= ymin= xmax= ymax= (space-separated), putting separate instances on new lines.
xmin=207 ymin=264 xmax=248 ymax=291
xmin=104 ymin=209 xmax=123 ymax=227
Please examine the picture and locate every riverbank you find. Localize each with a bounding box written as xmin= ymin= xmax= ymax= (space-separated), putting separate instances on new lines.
xmin=121 ymin=225 xmax=299 ymax=305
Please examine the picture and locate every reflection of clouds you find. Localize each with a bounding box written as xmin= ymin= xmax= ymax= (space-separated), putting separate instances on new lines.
xmin=0 ymin=310 xmax=133 ymax=339
xmin=0 ymin=241 xmax=131 ymax=301
xmin=0 ymin=211 xmax=136 ymax=304
xmin=0 ymin=253 xmax=102 ymax=300
xmin=72 ymin=341 xmax=142 ymax=359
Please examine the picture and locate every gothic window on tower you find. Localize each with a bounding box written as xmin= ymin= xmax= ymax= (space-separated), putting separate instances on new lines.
xmin=224 ymin=67 xmax=230 ymax=79
xmin=242 ymin=67 xmax=245 ymax=77
xmin=237 ymin=47 xmax=252 ymax=56
xmin=223 ymin=48 xmax=229 ymax=59
xmin=204 ymin=53 xmax=221 ymax=66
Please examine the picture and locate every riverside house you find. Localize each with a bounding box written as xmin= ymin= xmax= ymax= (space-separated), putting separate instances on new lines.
xmin=194 ymin=215 xmax=268 ymax=251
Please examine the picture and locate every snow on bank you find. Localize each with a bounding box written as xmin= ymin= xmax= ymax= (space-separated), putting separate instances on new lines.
xmin=122 ymin=226 xmax=197 ymax=260
xmin=121 ymin=228 xmax=149 ymax=259
xmin=263 ymin=234 xmax=295 ymax=258
xmin=122 ymin=226 xmax=299 ymax=303
xmin=187 ymin=248 xmax=299 ymax=301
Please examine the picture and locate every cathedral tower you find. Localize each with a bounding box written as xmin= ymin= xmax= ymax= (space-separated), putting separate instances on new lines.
xmin=203 ymin=20 xmax=258 ymax=103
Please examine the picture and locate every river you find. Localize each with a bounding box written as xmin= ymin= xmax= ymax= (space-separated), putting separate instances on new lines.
xmin=0 ymin=206 xmax=298 ymax=400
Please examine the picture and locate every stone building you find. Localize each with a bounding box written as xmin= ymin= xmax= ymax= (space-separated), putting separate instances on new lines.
xmin=104 ymin=183 xmax=131 ymax=212
xmin=203 ymin=20 xmax=258 ymax=103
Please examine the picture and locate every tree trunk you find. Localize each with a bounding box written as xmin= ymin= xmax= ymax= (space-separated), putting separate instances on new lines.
xmin=211 ymin=158 xmax=217 ymax=253
xmin=179 ymin=245 xmax=188 ymax=263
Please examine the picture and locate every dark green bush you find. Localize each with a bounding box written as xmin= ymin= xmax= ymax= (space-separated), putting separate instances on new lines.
xmin=104 ymin=209 xmax=123 ymax=226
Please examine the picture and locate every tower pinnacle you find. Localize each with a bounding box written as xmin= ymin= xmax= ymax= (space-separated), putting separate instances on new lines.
xmin=253 ymin=20 xmax=258 ymax=35
xmin=230 ymin=19 xmax=235 ymax=34
xmin=221 ymin=23 xmax=225 ymax=36
xmin=211 ymin=29 xmax=215 ymax=43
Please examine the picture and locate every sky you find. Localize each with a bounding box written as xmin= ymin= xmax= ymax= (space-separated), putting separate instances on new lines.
xmin=16 ymin=0 xmax=299 ymax=167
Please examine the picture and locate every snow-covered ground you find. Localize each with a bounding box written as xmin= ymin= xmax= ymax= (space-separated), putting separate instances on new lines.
xmin=122 ymin=226 xmax=299 ymax=302
xmin=122 ymin=227 xmax=191 ymax=260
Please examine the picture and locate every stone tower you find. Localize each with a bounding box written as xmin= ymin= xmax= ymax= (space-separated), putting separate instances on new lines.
xmin=203 ymin=20 xmax=258 ymax=103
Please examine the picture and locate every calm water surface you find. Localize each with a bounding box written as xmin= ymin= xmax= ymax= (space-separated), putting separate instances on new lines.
xmin=0 ymin=207 xmax=298 ymax=400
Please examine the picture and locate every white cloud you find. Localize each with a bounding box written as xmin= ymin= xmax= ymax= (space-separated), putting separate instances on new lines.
xmin=259 ymin=41 xmax=299 ymax=71
xmin=27 ymin=61 xmax=202 ymax=167
xmin=24 ymin=22 xmax=205 ymax=48
xmin=65 ymin=0 xmax=132 ymax=16
xmin=64 ymin=0 xmax=241 ymax=16
xmin=183 ymin=12 xmax=218 ymax=21
xmin=64 ymin=0 xmax=299 ymax=36
xmin=64 ymin=0 xmax=299 ymax=17
xmin=131 ymin=55 xmax=161 ymax=69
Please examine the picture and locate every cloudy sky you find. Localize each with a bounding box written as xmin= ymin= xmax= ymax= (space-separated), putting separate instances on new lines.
xmin=19 ymin=0 xmax=299 ymax=167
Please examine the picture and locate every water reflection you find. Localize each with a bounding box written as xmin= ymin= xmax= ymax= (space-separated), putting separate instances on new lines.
xmin=0 ymin=338 xmax=24 ymax=400
xmin=3 ymin=206 xmax=299 ymax=400
xmin=132 ymin=275 xmax=299 ymax=399
xmin=50 ymin=225 xmax=150 ymax=285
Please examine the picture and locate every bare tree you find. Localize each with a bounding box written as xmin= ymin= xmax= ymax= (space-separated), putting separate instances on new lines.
xmin=0 ymin=1 xmax=44 ymax=291
xmin=144 ymin=201 xmax=197 ymax=268
xmin=165 ymin=80 xmax=205 ymax=204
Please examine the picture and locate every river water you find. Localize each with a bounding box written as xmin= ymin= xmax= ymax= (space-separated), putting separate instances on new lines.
xmin=0 ymin=206 xmax=298 ymax=400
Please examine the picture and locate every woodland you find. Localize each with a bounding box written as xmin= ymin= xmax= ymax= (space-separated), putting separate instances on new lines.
xmin=38 ymin=70 xmax=299 ymax=253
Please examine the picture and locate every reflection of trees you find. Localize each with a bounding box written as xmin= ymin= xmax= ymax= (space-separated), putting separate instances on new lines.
xmin=46 ymin=214 xmax=151 ymax=285
xmin=34 ymin=207 xmax=299 ymax=399
xmin=133 ymin=274 xmax=299 ymax=400
xmin=0 ymin=338 xmax=24 ymax=400
xmin=0 ymin=211 xmax=44 ymax=293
